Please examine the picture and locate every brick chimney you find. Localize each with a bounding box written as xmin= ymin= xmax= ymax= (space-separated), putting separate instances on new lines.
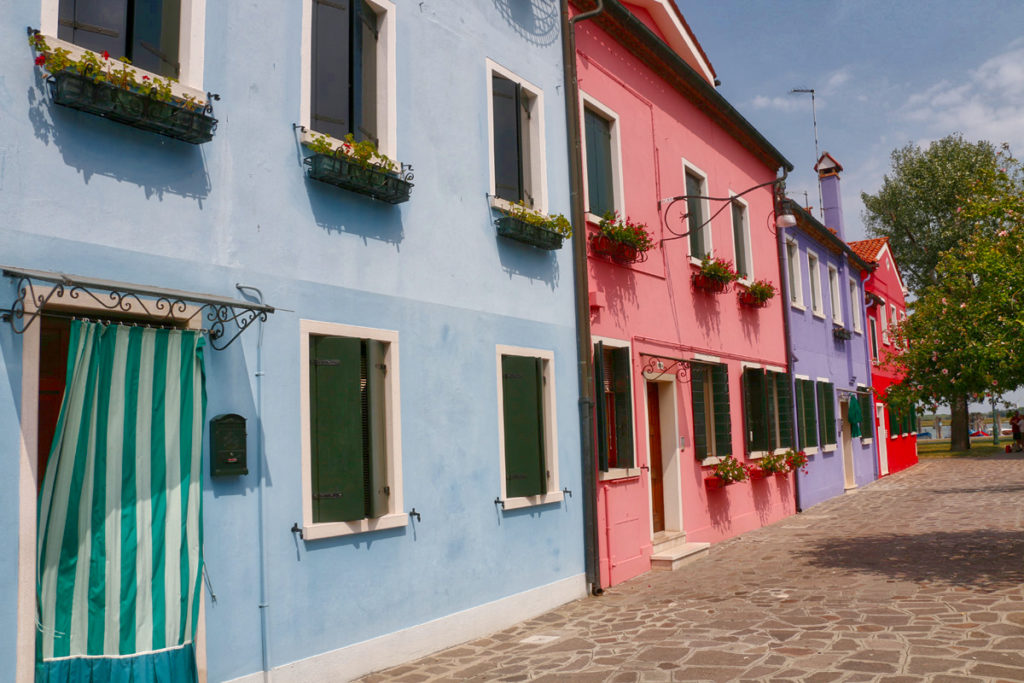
xmin=815 ymin=152 xmax=844 ymax=240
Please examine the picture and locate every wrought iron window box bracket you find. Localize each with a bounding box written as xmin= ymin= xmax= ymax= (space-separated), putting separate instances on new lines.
xmin=48 ymin=69 xmax=218 ymax=144
xmin=304 ymin=152 xmax=414 ymax=204
xmin=1 ymin=266 xmax=273 ymax=350
xmin=495 ymin=216 xmax=566 ymax=250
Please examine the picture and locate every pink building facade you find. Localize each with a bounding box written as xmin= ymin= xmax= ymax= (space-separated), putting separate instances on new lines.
xmin=573 ymin=0 xmax=797 ymax=588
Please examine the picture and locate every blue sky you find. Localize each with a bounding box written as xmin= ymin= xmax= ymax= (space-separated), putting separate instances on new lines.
xmin=680 ymin=1 xmax=1024 ymax=242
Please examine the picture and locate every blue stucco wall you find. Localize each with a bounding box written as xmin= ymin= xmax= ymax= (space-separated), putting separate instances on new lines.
xmin=0 ymin=1 xmax=583 ymax=680
xmin=781 ymin=228 xmax=877 ymax=511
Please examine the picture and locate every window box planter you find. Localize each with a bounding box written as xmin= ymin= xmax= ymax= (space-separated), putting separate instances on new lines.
xmin=495 ymin=216 xmax=566 ymax=250
xmin=692 ymin=272 xmax=730 ymax=294
xmin=305 ymin=152 xmax=413 ymax=204
xmin=589 ymin=234 xmax=645 ymax=264
xmin=48 ymin=69 xmax=217 ymax=144
xmin=747 ymin=468 xmax=768 ymax=481
xmin=738 ymin=290 xmax=769 ymax=308
xmin=833 ymin=325 xmax=853 ymax=341
xmin=704 ymin=476 xmax=728 ymax=490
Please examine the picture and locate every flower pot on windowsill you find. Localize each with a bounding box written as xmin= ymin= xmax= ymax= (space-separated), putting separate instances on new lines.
xmin=496 ymin=216 xmax=566 ymax=250
xmin=589 ymin=233 xmax=646 ymax=264
xmin=704 ymin=476 xmax=728 ymax=490
xmin=692 ymin=272 xmax=729 ymax=294
xmin=738 ymin=290 xmax=770 ymax=308
xmin=747 ymin=468 xmax=768 ymax=481
xmin=48 ymin=69 xmax=218 ymax=144
xmin=305 ymin=152 xmax=413 ymax=204
xmin=832 ymin=326 xmax=853 ymax=341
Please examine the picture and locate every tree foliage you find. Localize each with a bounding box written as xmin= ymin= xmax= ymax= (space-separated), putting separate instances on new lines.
xmin=861 ymin=134 xmax=1005 ymax=295
xmin=885 ymin=150 xmax=1024 ymax=412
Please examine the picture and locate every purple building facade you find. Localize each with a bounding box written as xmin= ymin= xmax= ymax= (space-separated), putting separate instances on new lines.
xmin=780 ymin=155 xmax=878 ymax=510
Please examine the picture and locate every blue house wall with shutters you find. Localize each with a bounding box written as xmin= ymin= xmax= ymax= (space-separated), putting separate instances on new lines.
xmin=0 ymin=1 xmax=585 ymax=680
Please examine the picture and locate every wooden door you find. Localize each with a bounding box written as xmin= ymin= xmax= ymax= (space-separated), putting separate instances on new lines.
xmin=647 ymin=382 xmax=665 ymax=533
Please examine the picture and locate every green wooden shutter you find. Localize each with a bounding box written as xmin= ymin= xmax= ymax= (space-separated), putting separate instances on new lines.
xmin=742 ymin=368 xmax=767 ymax=453
xmin=353 ymin=1 xmax=380 ymax=144
xmin=366 ymin=340 xmax=389 ymax=517
xmin=712 ymin=364 xmax=732 ymax=456
xmin=795 ymin=378 xmax=807 ymax=449
xmin=493 ymin=75 xmax=524 ymax=203
xmin=502 ymin=355 xmax=546 ymax=497
xmin=691 ymin=364 xmax=708 ymax=459
xmin=888 ymin=404 xmax=896 ymax=437
xmin=801 ymin=380 xmax=819 ymax=450
xmin=775 ymin=373 xmax=795 ymax=450
xmin=309 ymin=336 xmax=366 ymax=523
xmin=312 ymin=0 xmax=353 ymax=140
xmin=593 ymin=342 xmax=608 ymax=471
xmin=859 ymin=391 xmax=874 ymax=439
xmin=584 ymin=109 xmax=615 ymax=217
xmin=822 ymin=382 xmax=836 ymax=445
xmin=612 ymin=346 xmax=634 ymax=468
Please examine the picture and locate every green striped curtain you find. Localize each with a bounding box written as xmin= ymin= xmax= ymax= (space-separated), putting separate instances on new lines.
xmin=37 ymin=322 xmax=207 ymax=682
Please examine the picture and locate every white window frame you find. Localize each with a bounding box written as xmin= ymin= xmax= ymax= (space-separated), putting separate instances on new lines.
xmin=594 ymin=336 xmax=641 ymax=481
xmin=299 ymin=0 xmax=398 ymax=160
xmin=486 ymin=59 xmax=549 ymax=215
xmin=807 ymin=250 xmax=824 ymax=318
xmin=39 ymin=0 xmax=207 ymax=100
xmin=879 ymin=303 xmax=889 ymax=344
xmin=299 ymin=319 xmax=406 ymax=540
xmin=786 ymin=238 xmax=804 ymax=309
xmin=827 ymin=264 xmax=843 ymax=325
xmin=868 ymin=317 xmax=879 ymax=363
xmin=682 ymin=159 xmax=712 ymax=264
xmin=580 ymin=94 xmax=625 ymax=223
xmin=730 ymin=193 xmax=753 ymax=283
xmin=890 ymin=304 xmax=899 ymax=340
xmin=849 ymin=278 xmax=863 ymax=334
xmin=495 ymin=344 xmax=562 ymax=510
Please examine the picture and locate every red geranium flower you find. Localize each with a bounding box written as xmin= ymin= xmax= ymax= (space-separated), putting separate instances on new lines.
xmin=102 ymin=51 xmax=110 ymax=60
xmin=142 ymin=75 xmax=149 ymax=80
xmin=34 ymin=54 xmax=46 ymax=66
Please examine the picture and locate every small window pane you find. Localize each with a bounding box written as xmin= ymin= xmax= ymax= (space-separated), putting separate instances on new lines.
xmin=312 ymin=0 xmax=353 ymax=140
xmin=585 ymin=108 xmax=615 ymax=217
xmin=493 ymin=75 xmax=524 ymax=203
xmin=58 ymin=0 xmax=129 ymax=58
xmin=732 ymin=202 xmax=748 ymax=278
xmin=131 ymin=0 xmax=181 ymax=78
xmin=686 ymin=172 xmax=705 ymax=257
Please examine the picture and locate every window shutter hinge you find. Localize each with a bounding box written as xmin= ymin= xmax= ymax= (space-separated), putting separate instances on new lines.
xmin=382 ymin=485 xmax=391 ymax=496
xmin=376 ymin=362 xmax=387 ymax=375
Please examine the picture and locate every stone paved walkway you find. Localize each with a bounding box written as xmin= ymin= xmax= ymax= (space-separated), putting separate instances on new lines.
xmin=360 ymin=455 xmax=1024 ymax=682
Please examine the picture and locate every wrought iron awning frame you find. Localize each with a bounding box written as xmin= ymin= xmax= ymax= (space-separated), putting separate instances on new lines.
xmin=640 ymin=352 xmax=694 ymax=382
xmin=1 ymin=266 xmax=274 ymax=350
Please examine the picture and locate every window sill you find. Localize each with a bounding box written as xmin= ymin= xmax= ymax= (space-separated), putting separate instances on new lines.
xmin=302 ymin=512 xmax=408 ymax=541
xmin=822 ymin=444 xmax=837 ymax=452
xmin=812 ymin=310 xmax=826 ymax=320
xmin=861 ymin=438 xmax=873 ymax=445
xmin=803 ymin=447 xmax=819 ymax=456
xmin=586 ymin=211 xmax=611 ymax=225
xmin=599 ymin=467 xmax=642 ymax=481
xmin=790 ymin=302 xmax=806 ymax=312
xmin=832 ymin=318 xmax=844 ymax=326
xmin=700 ymin=456 xmax=723 ymax=466
xmin=501 ymin=491 xmax=564 ymax=510
xmin=688 ymin=256 xmax=707 ymax=267
xmin=853 ymin=328 xmax=863 ymax=335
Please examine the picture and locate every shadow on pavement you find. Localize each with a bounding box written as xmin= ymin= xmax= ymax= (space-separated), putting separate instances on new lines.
xmin=926 ymin=484 xmax=1024 ymax=494
xmin=799 ymin=530 xmax=1024 ymax=589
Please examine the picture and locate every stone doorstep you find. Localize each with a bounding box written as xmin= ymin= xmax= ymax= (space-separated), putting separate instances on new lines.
xmin=650 ymin=541 xmax=711 ymax=571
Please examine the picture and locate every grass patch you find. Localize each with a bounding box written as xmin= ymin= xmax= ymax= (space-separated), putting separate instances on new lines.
xmin=918 ymin=439 xmax=1013 ymax=459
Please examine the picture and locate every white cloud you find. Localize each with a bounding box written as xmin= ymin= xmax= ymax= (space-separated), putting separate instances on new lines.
xmin=823 ymin=68 xmax=851 ymax=93
xmin=751 ymin=95 xmax=807 ymax=112
xmin=897 ymin=44 xmax=1024 ymax=151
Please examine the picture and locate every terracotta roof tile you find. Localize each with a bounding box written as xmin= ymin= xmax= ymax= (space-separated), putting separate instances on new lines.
xmin=848 ymin=237 xmax=888 ymax=264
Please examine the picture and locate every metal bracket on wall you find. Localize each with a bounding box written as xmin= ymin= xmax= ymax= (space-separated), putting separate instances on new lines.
xmin=640 ymin=353 xmax=692 ymax=382
xmin=494 ymin=497 xmax=505 ymax=510
xmin=290 ymin=522 xmax=304 ymax=539
xmin=409 ymin=508 xmax=421 ymax=522
xmin=1 ymin=266 xmax=274 ymax=350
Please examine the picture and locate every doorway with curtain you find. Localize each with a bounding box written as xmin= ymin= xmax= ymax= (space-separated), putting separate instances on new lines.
xmin=34 ymin=319 xmax=207 ymax=682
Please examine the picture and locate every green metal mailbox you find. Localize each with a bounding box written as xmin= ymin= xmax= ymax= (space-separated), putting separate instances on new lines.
xmin=210 ymin=413 xmax=248 ymax=477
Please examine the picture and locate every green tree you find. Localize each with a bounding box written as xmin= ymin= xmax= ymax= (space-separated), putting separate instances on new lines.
xmin=885 ymin=156 xmax=1024 ymax=437
xmin=862 ymin=134 xmax=1015 ymax=450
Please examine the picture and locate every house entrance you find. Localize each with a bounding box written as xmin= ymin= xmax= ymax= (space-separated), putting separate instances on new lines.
xmin=876 ymin=403 xmax=889 ymax=475
xmin=646 ymin=382 xmax=665 ymax=533
xmin=840 ymin=400 xmax=855 ymax=489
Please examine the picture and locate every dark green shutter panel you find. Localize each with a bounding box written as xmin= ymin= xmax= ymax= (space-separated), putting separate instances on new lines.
xmin=312 ymin=0 xmax=352 ymax=140
xmin=584 ymin=109 xmax=615 ymax=217
xmin=712 ymin=364 xmax=732 ymax=456
xmin=859 ymin=391 xmax=874 ymax=439
xmin=310 ymin=336 xmax=366 ymax=523
xmin=58 ymin=0 xmax=129 ymax=58
xmin=816 ymin=382 xmax=827 ymax=447
xmin=775 ymin=373 xmax=795 ymax=450
xmin=686 ymin=172 xmax=705 ymax=257
xmin=801 ymin=380 xmax=819 ymax=450
xmin=611 ymin=346 xmax=634 ymax=468
xmin=130 ymin=0 xmax=181 ymax=78
xmin=742 ymin=368 xmax=767 ymax=453
xmin=795 ymin=379 xmax=807 ymax=449
xmin=822 ymin=382 xmax=836 ymax=445
xmin=502 ymin=355 xmax=546 ymax=497
xmin=909 ymin=404 xmax=917 ymax=433
xmin=888 ymin=404 xmax=896 ymax=437
xmin=732 ymin=202 xmax=748 ymax=278
xmin=354 ymin=0 xmax=379 ymax=144
xmin=493 ymin=75 xmax=524 ymax=203
xmin=593 ymin=342 xmax=609 ymax=472
xmin=366 ymin=340 xmax=389 ymax=517
xmin=691 ymin=364 xmax=708 ymax=459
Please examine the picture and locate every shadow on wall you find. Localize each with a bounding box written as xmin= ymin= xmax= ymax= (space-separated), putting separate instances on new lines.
xmin=304 ymin=176 xmax=406 ymax=246
xmin=27 ymin=77 xmax=212 ymax=203
xmin=496 ymin=231 xmax=562 ymax=290
xmin=491 ymin=0 xmax=560 ymax=47
xmin=737 ymin=297 xmax=764 ymax=344
xmin=592 ymin=258 xmax=641 ymax=330
xmin=706 ymin=484 xmax=733 ymax=532
xmin=800 ymin=529 xmax=1024 ymax=589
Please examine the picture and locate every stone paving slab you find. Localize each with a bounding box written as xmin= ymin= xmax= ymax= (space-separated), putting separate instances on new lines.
xmin=358 ymin=455 xmax=1024 ymax=682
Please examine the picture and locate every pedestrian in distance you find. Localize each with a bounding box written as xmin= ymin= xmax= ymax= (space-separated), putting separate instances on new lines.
xmin=1010 ymin=410 xmax=1023 ymax=452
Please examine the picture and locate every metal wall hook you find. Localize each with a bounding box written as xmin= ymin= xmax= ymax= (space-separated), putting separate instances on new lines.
xmin=562 ymin=487 xmax=573 ymax=498
xmin=409 ymin=508 xmax=421 ymax=522
xmin=290 ymin=522 xmax=303 ymax=539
